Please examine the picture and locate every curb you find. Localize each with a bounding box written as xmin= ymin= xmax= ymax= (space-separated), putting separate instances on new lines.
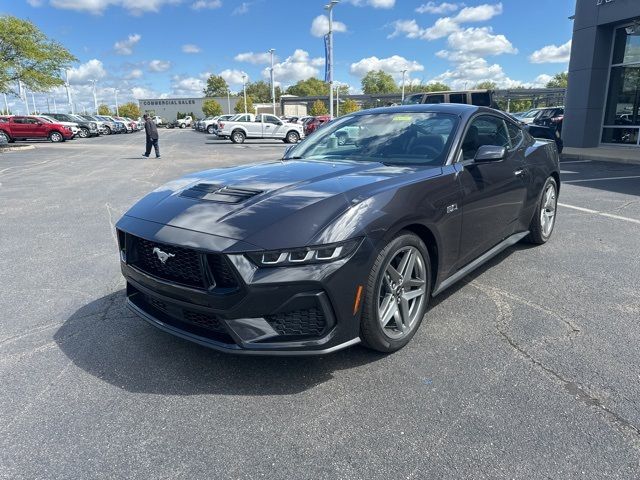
xmin=0 ymin=144 xmax=37 ymax=152
xmin=561 ymin=152 xmax=640 ymax=166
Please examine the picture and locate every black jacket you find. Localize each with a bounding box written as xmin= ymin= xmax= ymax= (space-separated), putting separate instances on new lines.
xmin=145 ymin=119 xmax=159 ymax=140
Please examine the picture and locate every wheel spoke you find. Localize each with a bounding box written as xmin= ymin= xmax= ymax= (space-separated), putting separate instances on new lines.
xmin=386 ymin=264 xmax=402 ymax=283
xmin=379 ymin=295 xmax=397 ymax=327
xmin=403 ymin=287 xmax=425 ymax=301
xmin=399 ymin=296 xmax=410 ymax=330
xmin=405 ymin=278 xmax=424 ymax=288
xmin=401 ymin=250 xmax=417 ymax=281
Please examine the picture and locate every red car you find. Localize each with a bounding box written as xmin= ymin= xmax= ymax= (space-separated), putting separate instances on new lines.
xmin=0 ymin=115 xmax=74 ymax=143
xmin=304 ymin=115 xmax=331 ymax=136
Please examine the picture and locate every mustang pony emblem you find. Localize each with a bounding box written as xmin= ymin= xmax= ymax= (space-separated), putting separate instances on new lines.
xmin=152 ymin=247 xmax=175 ymax=264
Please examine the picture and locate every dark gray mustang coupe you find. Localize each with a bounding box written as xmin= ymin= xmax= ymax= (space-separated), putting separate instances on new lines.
xmin=116 ymin=104 xmax=560 ymax=354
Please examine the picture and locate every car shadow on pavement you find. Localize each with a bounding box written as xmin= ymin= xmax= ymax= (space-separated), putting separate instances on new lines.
xmin=54 ymin=290 xmax=384 ymax=396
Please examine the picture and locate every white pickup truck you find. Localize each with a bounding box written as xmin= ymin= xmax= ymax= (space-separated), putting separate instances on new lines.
xmin=217 ymin=113 xmax=304 ymax=144
xmin=177 ymin=115 xmax=193 ymax=128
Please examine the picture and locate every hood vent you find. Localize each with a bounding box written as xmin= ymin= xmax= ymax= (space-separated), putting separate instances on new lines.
xmin=180 ymin=183 xmax=263 ymax=204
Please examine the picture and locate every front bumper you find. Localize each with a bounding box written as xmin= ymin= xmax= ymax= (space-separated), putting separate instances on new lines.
xmin=116 ymin=217 xmax=373 ymax=355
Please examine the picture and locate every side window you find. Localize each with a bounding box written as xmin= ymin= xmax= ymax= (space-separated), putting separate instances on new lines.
xmin=506 ymin=122 xmax=523 ymax=149
xmin=461 ymin=116 xmax=510 ymax=160
xmin=403 ymin=94 xmax=424 ymax=105
xmin=13 ymin=117 xmax=26 ymax=124
xmin=449 ymin=93 xmax=466 ymax=104
xmin=265 ymin=115 xmax=280 ymax=124
xmin=471 ymin=92 xmax=491 ymax=107
xmin=424 ymin=94 xmax=445 ymax=104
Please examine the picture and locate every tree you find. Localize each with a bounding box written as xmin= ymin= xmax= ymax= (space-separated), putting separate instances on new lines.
xmin=0 ymin=15 xmax=77 ymax=95
xmin=423 ymin=82 xmax=451 ymax=92
xmin=118 ymin=102 xmax=140 ymax=119
xmin=97 ymin=104 xmax=111 ymax=115
xmin=286 ymin=78 xmax=328 ymax=97
xmin=203 ymin=74 xmax=229 ymax=97
xmin=245 ymin=80 xmax=282 ymax=103
xmin=340 ymin=99 xmax=360 ymax=115
xmin=474 ymin=81 xmax=498 ymax=90
xmin=202 ymin=99 xmax=223 ymax=117
xmin=309 ymin=99 xmax=328 ymax=116
xmin=234 ymin=96 xmax=254 ymax=114
xmin=361 ymin=70 xmax=398 ymax=94
xmin=546 ymin=72 xmax=568 ymax=89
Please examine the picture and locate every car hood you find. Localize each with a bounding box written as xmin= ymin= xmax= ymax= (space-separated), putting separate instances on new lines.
xmin=123 ymin=159 xmax=442 ymax=250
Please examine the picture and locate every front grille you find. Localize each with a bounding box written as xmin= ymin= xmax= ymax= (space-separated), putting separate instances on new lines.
xmin=126 ymin=234 xmax=239 ymax=291
xmin=133 ymin=237 xmax=204 ymax=288
xmin=183 ymin=310 xmax=226 ymax=333
xmin=265 ymin=308 xmax=327 ymax=337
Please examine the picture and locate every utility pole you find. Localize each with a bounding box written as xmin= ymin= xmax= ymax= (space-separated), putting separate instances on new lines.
xmin=18 ymin=80 xmax=29 ymax=114
xmin=46 ymin=97 xmax=50 ymax=112
xmin=65 ymin=70 xmax=73 ymax=114
xmin=3 ymin=93 xmax=9 ymax=115
xmin=242 ymin=74 xmax=247 ymax=114
xmin=325 ymin=0 xmax=338 ymax=119
xmin=227 ymin=89 xmax=231 ymax=114
xmin=335 ymin=84 xmax=339 ymax=117
xmin=31 ymin=92 xmax=37 ymax=114
xmin=114 ymin=89 xmax=119 ymax=116
xmin=53 ymin=97 xmax=58 ymax=113
xmin=401 ymin=69 xmax=407 ymax=102
xmin=269 ymin=48 xmax=276 ymax=115
xmin=91 ymin=80 xmax=98 ymax=114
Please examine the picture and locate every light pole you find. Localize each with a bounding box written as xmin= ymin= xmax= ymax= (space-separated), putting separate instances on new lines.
xmin=91 ymin=80 xmax=98 ymax=114
xmin=325 ymin=0 xmax=338 ymax=119
xmin=269 ymin=48 xmax=276 ymax=115
xmin=53 ymin=97 xmax=58 ymax=113
xmin=401 ymin=69 xmax=407 ymax=102
xmin=114 ymin=88 xmax=119 ymax=116
xmin=241 ymin=74 xmax=247 ymax=114
xmin=31 ymin=92 xmax=37 ymax=114
xmin=18 ymin=80 xmax=29 ymax=114
xmin=3 ymin=93 xmax=9 ymax=115
xmin=335 ymin=84 xmax=340 ymax=117
xmin=227 ymin=89 xmax=231 ymax=114
xmin=65 ymin=70 xmax=73 ymax=113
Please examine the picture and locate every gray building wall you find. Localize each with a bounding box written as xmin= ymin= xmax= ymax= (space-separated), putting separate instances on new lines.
xmin=138 ymin=96 xmax=239 ymax=121
xmin=565 ymin=0 xmax=640 ymax=147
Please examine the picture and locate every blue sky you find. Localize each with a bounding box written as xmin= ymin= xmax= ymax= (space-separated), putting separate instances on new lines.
xmin=4 ymin=0 xmax=575 ymax=113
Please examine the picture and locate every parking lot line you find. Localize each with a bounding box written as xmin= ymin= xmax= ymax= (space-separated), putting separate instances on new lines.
xmin=563 ymin=175 xmax=640 ymax=184
xmin=558 ymin=202 xmax=640 ymax=225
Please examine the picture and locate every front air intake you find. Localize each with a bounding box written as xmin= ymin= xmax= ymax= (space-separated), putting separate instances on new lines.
xmin=180 ymin=183 xmax=262 ymax=203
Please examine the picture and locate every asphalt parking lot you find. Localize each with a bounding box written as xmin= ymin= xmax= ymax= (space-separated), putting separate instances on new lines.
xmin=1 ymin=130 xmax=639 ymax=479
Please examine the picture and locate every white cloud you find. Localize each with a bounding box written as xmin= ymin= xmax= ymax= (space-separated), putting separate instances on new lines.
xmin=430 ymin=58 xmax=523 ymax=89
xmin=416 ymin=2 xmax=460 ymax=14
xmin=191 ymin=0 xmax=222 ymax=9
xmin=261 ymin=49 xmax=325 ymax=85
xmin=388 ymin=20 xmax=423 ymax=39
xmin=67 ymin=59 xmax=107 ymax=84
xmin=219 ymin=69 xmax=248 ymax=87
xmin=529 ymin=40 xmax=572 ymax=64
xmin=447 ymin=27 xmax=517 ymax=57
xmin=453 ymin=3 xmax=502 ymax=23
xmin=350 ymin=55 xmax=424 ymax=82
xmin=234 ymin=52 xmax=273 ymax=65
xmin=27 ymin=0 xmax=44 ymax=6
xmin=148 ymin=60 xmax=171 ymax=72
xmin=49 ymin=0 xmax=181 ymax=15
xmin=310 ymin=14 xmax=348 ymax=38
xmin=232 ymin=1 xmax=250 ymax=14
xmin=131 ymin=86 xmax=158 ymax=99
xmin=182 ymin=44 xmax=201 ymax=54
xmin=126 ymin=69 xmax=144 ymax=79
xmin=114 ymin=33 xmax=141 ymax=55
xmin=422 ymin=17 xmax=460 ymax=39
xmin=170 ymin=75 xmax=207 ymax=97
xmin=347 ymin=0 xmax=395 ymax=8
xmin=533 ymin=74 xmax=553 ymax=87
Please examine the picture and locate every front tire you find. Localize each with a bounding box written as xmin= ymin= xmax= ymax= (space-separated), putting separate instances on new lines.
xmin=231 ymin=130 xmax=245 ymax=144
xmin=525 ymin=176 xmax=558 ymax=245
xmin=103 ymin=126 xmax=112 ymax=135
xmin=207 ymin=125 xmax=215 ymax=134
xmin=49 ymin=131 xmax=63 ymax=143
xmin=180 ymin=123 xmax=186 ymax=129
xmin=360 ymin=232 xmax=431 ymax=353
xmin=285 ymin=130 xmax=300 ymax=144
xmin=78 ymin=127 xmax=89 ymax=138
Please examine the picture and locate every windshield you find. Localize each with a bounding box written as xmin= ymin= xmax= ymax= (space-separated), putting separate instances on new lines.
xmin=286 ymin=112 xmax=458 ymax=166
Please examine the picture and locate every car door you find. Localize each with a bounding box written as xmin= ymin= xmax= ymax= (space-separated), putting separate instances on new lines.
xmin=455 ymin=114 xmax=528 ymax=268
xmin=29 ymin=117 xmax=49 ymax=138
xmin=262 ymin=115 xmax=283 ymax=138
xmin=11 ymin=117 xmax=28 ymax=137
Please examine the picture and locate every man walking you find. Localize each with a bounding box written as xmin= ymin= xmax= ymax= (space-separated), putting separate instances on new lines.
xmin=142 ymin=114 xmax=160 ymax=158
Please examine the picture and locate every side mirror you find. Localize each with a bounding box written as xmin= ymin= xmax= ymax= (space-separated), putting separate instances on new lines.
xmin=474 ymin=145 xmax=506 ymax=163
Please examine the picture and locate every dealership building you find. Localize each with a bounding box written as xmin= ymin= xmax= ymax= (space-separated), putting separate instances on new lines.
xmin=138 ymin=96 xmax=239 ymax=121
xmin=565 ymin=0 xmax=640 ymax=148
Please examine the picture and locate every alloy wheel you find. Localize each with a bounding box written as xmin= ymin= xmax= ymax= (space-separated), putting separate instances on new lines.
xmin=50 ymin=132 xmax=62 ymax=142
xmin=540 ymin=183 xmax=557 ymax=237
xmin=377 ymin=246 xmax=427 ymax=339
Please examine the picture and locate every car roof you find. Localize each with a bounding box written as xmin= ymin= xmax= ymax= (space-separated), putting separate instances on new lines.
xmin=352 ymin=103 xmax=480 ymax=116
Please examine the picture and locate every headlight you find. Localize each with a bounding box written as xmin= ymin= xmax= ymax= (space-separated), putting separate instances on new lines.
xmin=246 ymin=238 xmax=361 ymax=267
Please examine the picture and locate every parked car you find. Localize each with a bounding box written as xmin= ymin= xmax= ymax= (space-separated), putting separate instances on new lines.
xmin=76 ymin=114 xmax=108 ymax=135
xmin=37 ymin=114 xmax=79 ymax=138
xmin=217 ymin=113 xmax=304 ymax=144
xmin=43 ymin=112 xmax=99 ymax=138
xmin=116 ymin=104 xmax=560 ymax=355
xmin=151 ymin=116 xmax=164 ymax=126
xmin=95 ymin=116 xmax=118 ymax=135
xmin=403 ymin=89 xmax=497 ymax=108
xmin=177 ymin=116 xmax=193 ymax=128
xmin=101 ymin=116 xmax=126 ymax=133
xmin=304 ymin=115 xmax=331 ymax=136
xmin=0 ymin=115 xmax=74 ymax=143
xmin=211 ymin=114 xmax=234 ymax=137
xmin=516 ymin=108 xmax=543 ymax=125
xmin=532 ymin=106 xmax=564 ymax=133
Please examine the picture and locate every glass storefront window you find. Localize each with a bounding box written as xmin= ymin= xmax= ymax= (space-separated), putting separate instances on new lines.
xmin=602 ymin=26 xmax=640 ymax=145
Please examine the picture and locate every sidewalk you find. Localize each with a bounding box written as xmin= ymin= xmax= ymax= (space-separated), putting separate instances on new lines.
xmin=562 ymin=146 xmax=640 ymax=165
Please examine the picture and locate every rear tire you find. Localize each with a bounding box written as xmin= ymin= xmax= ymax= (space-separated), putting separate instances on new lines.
xmin=360 ymin=232 xmax=431 ymax=353
xmin=231 ymin=130 xmax=245 ymax=144
xmin=49 ymin=131 xmax=63 ymax=143
xmin=0 ymin=131 xmax=10 ymax=143
xmin=525 ymin=176 xmax=558 ymax=245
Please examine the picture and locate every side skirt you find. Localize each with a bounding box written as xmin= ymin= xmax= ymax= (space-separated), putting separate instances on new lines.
xmin=432 ymin=231 xmax=529 ymax=296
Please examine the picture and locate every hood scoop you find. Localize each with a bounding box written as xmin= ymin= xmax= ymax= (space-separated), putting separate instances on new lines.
xmin=180 ymin=183 xmax=263 ymax=204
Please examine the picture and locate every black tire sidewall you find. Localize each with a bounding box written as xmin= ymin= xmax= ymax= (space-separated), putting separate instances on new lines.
xmin=361 ymin=232 xmax=431 ymax=353
xmin=528 ymin=176 xmax=558 ymax=244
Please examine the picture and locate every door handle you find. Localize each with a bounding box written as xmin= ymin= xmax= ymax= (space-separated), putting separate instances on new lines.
xmin=514 ymin=169 xmax=525 ymax=177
